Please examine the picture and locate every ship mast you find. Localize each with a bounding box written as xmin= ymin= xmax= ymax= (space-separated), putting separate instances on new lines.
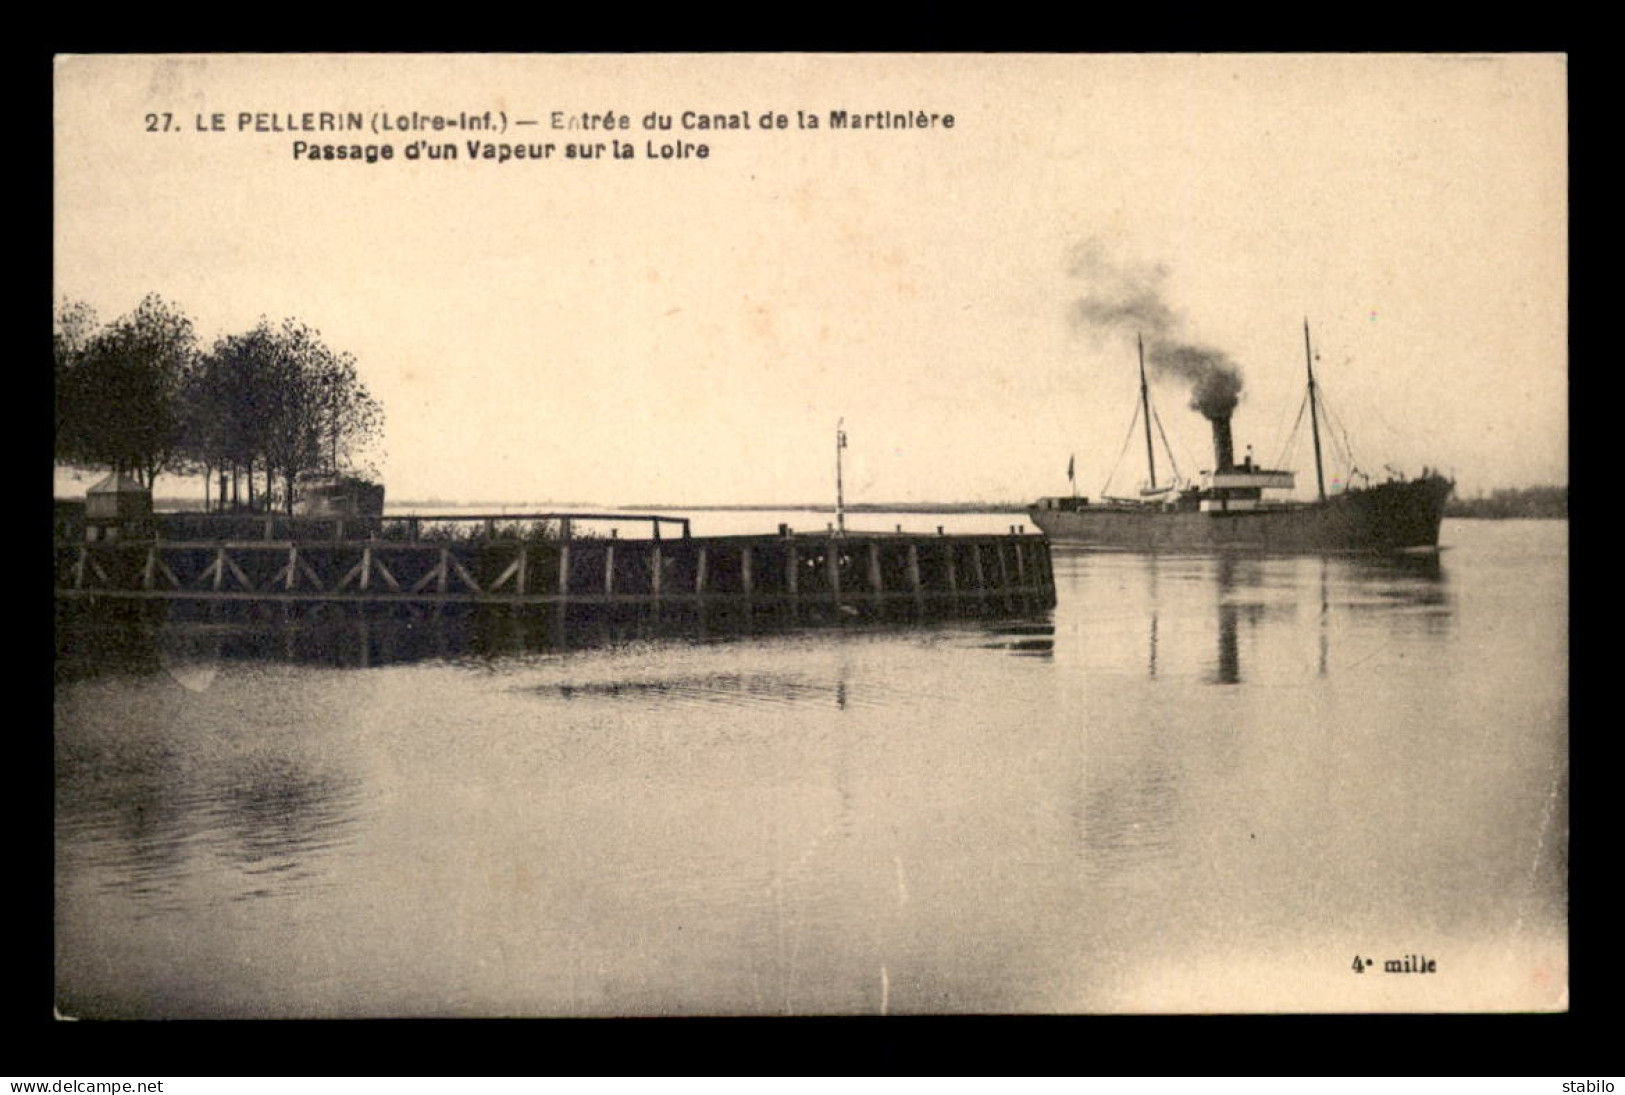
xmin=1304 ymin=319 xmax=1327 ymax=502
xmin=1138 ymin=333 xmax=1157 ymax=491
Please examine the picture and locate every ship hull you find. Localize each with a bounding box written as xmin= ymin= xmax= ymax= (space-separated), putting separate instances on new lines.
xmin=1030 ymin=476 xmax=1453 ymax=552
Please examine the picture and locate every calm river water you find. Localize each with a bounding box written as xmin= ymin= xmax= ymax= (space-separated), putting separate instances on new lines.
xmin=54 ymin=516 xmax=1567 ymax=1016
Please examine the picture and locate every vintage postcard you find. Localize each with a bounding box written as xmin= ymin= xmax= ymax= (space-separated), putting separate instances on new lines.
xmin=53 ymin=53 xmax=1567 ymax=1018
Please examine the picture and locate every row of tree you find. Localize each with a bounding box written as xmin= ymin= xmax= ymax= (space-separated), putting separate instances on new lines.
xmin=54 ymin=294 xmax=384 ymax=513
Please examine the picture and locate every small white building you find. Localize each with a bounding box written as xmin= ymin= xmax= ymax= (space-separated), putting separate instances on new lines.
xmin=84 ymin=472 xmax=152 ymax=541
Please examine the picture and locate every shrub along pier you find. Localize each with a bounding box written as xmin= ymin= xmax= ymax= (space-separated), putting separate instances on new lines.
xmin=55 ymin=512 xmax=1056 ymax=624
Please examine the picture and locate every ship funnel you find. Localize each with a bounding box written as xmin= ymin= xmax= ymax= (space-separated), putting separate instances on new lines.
xmin=1210 ymin=414 xmax=1236 ymax=472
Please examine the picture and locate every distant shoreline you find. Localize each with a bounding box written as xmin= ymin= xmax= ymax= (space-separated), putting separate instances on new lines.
xmin=617 ymin=502 xmax=1031 ymax=515
xmin=1443 ymin=486 xmax=1567 ymax=520
xmin=126 ymin=498 xmax=1034 ymax=515
xmin=87 ymin=494 xmax=1567 ymax=520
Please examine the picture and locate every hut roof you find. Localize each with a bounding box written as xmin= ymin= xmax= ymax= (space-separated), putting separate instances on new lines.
xmin=86 ymin=472 xmax=148 ymax=495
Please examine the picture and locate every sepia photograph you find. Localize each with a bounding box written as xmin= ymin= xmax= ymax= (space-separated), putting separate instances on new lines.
xmin=52 ymin=53 xmax=1568 ymax=1019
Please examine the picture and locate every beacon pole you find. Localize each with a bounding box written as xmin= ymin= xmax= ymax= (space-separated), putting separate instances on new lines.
xmin=835 ymin=418 xmax=848 ymax=537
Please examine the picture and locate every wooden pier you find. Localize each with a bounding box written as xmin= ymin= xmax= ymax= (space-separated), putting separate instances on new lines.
xmin=55 ymin=512 xmax=1056 ymax=624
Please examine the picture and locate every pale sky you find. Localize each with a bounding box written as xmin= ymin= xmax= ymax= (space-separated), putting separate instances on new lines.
xmin=54 ymin=54 xmax=1567 ymax=506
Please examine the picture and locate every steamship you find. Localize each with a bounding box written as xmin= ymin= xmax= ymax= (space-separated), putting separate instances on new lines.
xmin=1030 ymin=324 xmax=1454 ymax=552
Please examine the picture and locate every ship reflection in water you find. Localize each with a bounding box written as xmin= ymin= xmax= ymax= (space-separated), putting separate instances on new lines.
xmin=1059 ymin=544 xmax=1510 ymax=1010
xmin=56 ymin=547 xmax=1442 ymax=686
xmin=56 ymin=524 xmax=1566 ymax=1018
xmin=1064 ymin=546 xmax=1449 ymax=689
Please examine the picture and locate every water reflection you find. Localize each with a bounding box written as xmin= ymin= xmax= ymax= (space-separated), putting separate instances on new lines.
xmin=56 ymin=691 xmax=364 ymax=920
xmin=978 ymin=622 xmax=1056 ymax=658
xmin=1082 ymin=757 xmax=1182 ymax=881
xmin=54 ymin=521 xmax=1563 ymax=1017
xmin=61 ymin=781 xmax=201 ymax=919
xmin=58 ymin=604 xmax=1063 ymax=686
xmin=209 ymin=758 xmax=361 ymax=900
xmin=1210 ymin=556 xmax=1270 ymax=685
xmin=1061 ymin=546 xmax=1465 ymax=966
xmin=1319 ymin=557 xmax=1330 ymax=677
xmin=553 ymin=673 xmax=858 ymax=709
xmin=1056 ymin=548 xmax=1453 ymax=686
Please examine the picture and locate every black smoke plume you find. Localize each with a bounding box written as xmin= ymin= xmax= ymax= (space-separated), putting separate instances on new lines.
xmin=1067 ymin=242 xmax=1244 ymax=421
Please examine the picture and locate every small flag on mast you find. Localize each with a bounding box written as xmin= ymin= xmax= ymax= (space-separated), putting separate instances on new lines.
xmin=1067 ymin=454 xmax=1075 ymax=483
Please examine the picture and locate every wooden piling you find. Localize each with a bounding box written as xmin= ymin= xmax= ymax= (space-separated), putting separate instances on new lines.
xmin=996 ymin=542 xmax=1013 ymax=612
xmin=784 ymin=542 xmax=798 ymax=621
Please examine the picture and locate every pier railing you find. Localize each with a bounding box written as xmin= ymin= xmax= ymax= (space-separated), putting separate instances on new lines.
xmin=55 ymin=528 xmax=1055 ymax=622
xmin=132 ymin=511 xmax=694 ymax=544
